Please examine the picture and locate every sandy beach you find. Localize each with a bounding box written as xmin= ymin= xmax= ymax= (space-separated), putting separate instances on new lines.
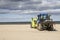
xmin=0 ymin=24 xmax=60 ymax=40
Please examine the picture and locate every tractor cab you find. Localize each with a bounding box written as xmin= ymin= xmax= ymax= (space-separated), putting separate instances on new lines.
xmin=37 ymin=14 xmax=50 ymax=23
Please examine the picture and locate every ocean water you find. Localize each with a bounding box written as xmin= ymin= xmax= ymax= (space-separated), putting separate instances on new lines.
xmin=0 ymin=13 xmax=60 ymax=22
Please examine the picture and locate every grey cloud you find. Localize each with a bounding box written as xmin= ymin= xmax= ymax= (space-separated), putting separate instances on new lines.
xmin=2 ymin=0 xmax=31 ymax=2
xmin=0 ymin=0 xmax=60 ymax=11
xmin=0 ymin=0 xmax=24 ymax=2
xmin=10 ymin=0 xmax=23 ymax=1
xmin=0 ymin=0 xmax=42 ymax=10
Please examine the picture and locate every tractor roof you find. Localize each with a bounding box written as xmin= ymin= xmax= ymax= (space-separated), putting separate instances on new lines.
xmin=38 ymin=13 xmax=48 ymax=16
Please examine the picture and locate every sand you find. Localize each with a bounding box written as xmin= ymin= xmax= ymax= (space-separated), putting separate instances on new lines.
xmin=0 ymin=24 xmax=60 ymax=40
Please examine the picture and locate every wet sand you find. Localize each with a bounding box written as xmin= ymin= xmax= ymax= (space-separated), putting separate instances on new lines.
xmin=0 ymin=24 xmax=60 ymax=40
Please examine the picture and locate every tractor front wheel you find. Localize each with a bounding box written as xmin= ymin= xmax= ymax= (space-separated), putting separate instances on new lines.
xmin=37 ymin=24 xmax=43 ymax=31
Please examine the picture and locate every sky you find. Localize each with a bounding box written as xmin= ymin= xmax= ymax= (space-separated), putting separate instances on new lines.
xmin=0 ymin=0 xmax=60 ymax=22
xmin=0 ymin=0 xmax=60 ymax=14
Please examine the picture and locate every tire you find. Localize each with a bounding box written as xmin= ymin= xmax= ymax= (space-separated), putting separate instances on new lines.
xmin=50 ymin=26 xmax=54 ymax=31
xmin=48 ymin=25 xmax=54 ymax=31
xmin=37 ymin=24 xmax=43 ymax=31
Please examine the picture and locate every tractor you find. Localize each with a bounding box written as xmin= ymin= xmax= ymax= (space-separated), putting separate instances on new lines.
xmin=31 ymin=13 xmax=54 ymax=31
xmin=37 ymin=14 xmax=54 ymax=31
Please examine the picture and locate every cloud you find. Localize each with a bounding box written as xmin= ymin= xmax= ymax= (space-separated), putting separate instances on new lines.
xmin=0 ymin=0 xmax=42 ymax=10
xmin=0 ymin=0 xmax=60 ymax=14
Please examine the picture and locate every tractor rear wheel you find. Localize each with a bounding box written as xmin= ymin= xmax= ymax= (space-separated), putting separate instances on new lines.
xmin=48 ymin=25 xmax=54 ymax=31
xmin=50 ymin=26 xmax=54 ymax=31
